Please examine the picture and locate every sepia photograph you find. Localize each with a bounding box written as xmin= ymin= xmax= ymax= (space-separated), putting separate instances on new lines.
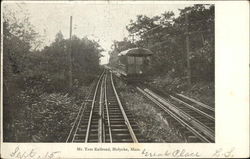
xmin=3 ymin=2 xmax=215 ymax=143
xmin=1 ymin=0 xmax=249 ymax=158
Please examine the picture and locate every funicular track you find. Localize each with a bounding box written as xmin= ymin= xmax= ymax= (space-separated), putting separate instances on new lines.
xmin=137 ymin=86 xmax=215 ymax=143
xmin=66 ymin=70 xmax=141 ymax=143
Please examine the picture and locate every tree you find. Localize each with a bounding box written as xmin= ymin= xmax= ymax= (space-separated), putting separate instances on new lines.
xmin=55 ymin=31 xmax=64 ymax=42
xmin=3 ymin=6 xmax=104 ymax=141
xmin=109 ymin=38 xmax=136 ymax=68
xmin=3 ymin=7 xmax=41 ymax=141
xmin=111 ymin=4 xmax=214 ymax=82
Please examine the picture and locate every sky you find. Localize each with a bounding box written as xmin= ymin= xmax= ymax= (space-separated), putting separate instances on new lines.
xmin=3 ymin=1 xmax=193 ymax=64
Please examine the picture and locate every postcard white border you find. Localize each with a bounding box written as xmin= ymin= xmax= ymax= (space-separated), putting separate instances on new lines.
xmin=1 ymin=1 xmax=249 ymax=158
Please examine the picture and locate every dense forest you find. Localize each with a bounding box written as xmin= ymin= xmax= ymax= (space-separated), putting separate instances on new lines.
xmin=109 ymin=4 xmax=214 ymax=83
xmin=3 ymin=8 xmax=103 ymax=141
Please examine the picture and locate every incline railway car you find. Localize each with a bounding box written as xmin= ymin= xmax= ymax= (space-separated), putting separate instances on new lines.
xmin=117 ymin=47 xmax=153 ymax=82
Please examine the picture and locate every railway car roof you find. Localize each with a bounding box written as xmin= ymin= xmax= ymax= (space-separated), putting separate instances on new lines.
xmin=118 ymin=48 xmax=153 ymax=57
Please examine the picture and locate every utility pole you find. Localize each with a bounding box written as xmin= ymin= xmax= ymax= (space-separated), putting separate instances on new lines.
xmin=185 ymin=13 xmax=191 ymax=85
xmin=69 ymin=16 xmax=73 ymax=88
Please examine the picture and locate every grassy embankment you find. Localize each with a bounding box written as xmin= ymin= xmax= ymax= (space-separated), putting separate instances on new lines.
xmin=150 ymin=74 xmax=215 ymax=107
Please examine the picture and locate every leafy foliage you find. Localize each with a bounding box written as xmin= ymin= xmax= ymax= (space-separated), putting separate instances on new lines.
xmin=109 ymin=4 xmax=214 ymax=82
xmin=12 ymin=91 xmax=81 ymax=142
xmin=34 ymin=34 xmax=102 ymax=92
xmin=3 ymin=8 xmax=102 ymax=141
xmin=109 ymin=38 xmax=136 ymax=68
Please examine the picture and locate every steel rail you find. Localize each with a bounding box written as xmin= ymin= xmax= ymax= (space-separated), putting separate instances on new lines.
xmin=110 ymin=73 xmax=138 ymax=143
xmin=104 ymin=73 xmax=113 ymax=142
xmin=176 ymin=93 xmax=214 ymax=112
xmin=66 ymin=82 xmax=95 ymax=142
xmin=102 ymin=104 xmax=106 ymax=142
xmin=71 ymin=72 xmax=104 ymax=142
xmin=72 ymin=71 xmax=104 ymax=142
xmin=144 ymin=88 xmax=214 ymax=141
xmin=84 ymin=71 xmax=105 ymax=143
xmin=169 ymin=95 xmax=214 ymax=120
xmin=102 ymin=73 xmax=107 ymax=142
xmin=137 ymin=87 xmax=212 ymax=143
xmin=98 ymin=73 xmax=105 ymax=143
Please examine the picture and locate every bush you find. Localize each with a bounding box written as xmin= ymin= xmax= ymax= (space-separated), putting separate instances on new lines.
xmin=6 ymin=89 xmax=82 ymax=142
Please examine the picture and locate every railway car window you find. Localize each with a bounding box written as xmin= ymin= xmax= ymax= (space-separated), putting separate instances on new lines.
xmin=143 ymin=57 xmax=150 ymax=65
xmin=135 ymin=57 xmax=143 ymax=65
xmin=128 ymin=56 xmax=135 ymax=64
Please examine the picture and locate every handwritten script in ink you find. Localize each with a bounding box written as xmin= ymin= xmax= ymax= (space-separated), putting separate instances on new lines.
xmin=10 ymin=146 xmax=61 ymax=159
xmin=141 ymin=147 xmax=236 ymax=158
xmin=141 ymin=148 xmax=200 ymax=158
xmin=212 ymin=147 xmax=235 ymax=158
